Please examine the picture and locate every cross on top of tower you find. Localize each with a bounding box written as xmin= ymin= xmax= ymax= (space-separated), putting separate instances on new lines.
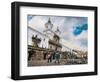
xmin=48 ymin=17 xmax=51 ymax=23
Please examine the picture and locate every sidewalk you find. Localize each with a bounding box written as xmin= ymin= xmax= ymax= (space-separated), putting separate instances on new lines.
xmin=28 ymin=59 xmax=67 ymax=66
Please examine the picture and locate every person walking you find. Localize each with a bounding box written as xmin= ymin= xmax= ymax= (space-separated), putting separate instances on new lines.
xmin=55 ymin=51 xmax=60 ymax=64
xmin=47 ymin=52 xmax=52 ymax=63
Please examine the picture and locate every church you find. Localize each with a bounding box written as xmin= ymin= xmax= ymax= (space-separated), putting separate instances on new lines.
xmin=28 ymin=17 xmax=87 ymax=66
xmin=28 ymin=18 xmax=62 ymax=51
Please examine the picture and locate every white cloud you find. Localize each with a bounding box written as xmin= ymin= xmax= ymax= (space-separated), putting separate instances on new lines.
xmin=28 ymin=16 xmax=47 ymax=33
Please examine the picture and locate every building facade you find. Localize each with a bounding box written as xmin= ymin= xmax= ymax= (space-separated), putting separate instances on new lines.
xmin=28 ymin=18 xmax=62 ymax=51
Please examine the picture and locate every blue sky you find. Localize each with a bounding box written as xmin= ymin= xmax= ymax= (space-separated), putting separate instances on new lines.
xmin=73 ymin=23 xmax=88 ymax=36
xmin=28 ymin=15 xmax=88 ymax=51
xmin=27 ymin=15 xmax=33 ymax=21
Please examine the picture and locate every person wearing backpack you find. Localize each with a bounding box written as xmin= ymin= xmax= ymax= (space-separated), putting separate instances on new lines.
xmin=55 ymin=51 xmax=60 ymax=64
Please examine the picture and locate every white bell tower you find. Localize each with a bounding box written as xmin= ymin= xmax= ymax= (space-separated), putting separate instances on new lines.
xmin=55 ymin=26 xmax=61 ymax=36
xmin=43 ymin=18 xmax=54 ymax=39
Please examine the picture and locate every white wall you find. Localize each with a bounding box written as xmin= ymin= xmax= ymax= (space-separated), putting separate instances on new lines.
xmin=0 ymin=0 xmax=99 ymax=82
xmin=28 ymin=27 xmax=49 ymax=48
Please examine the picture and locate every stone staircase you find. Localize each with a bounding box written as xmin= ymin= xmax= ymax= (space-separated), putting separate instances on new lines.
xmin=28 ymin=59 xmax=68 ymax=66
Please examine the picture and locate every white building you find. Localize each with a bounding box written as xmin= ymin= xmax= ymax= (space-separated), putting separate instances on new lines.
xmin=28 ymin=18 xmax=77 ymax=52
xmin=28 ymin=26 xmax=49 ymax=48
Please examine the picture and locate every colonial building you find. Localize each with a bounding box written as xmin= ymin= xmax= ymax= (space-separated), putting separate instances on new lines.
xmin=28 ymin=18 xmax=62 ymax=51
xmin=43 ymin=18 xmax=62 ymax=51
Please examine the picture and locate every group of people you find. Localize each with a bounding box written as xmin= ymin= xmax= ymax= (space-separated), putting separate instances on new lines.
xmin=46 ymin=51 xmax=61 ymax=64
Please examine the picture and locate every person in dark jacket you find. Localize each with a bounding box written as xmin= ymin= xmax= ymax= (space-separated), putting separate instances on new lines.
xmin=55 ymin=51 xmax=60 ymax=64
xmin=47 ymin=52 xmax=52 ymax=63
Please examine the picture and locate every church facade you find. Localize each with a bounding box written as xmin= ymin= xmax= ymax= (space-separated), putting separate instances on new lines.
xmin=28 ymin=18 xmax=62 ymax=51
